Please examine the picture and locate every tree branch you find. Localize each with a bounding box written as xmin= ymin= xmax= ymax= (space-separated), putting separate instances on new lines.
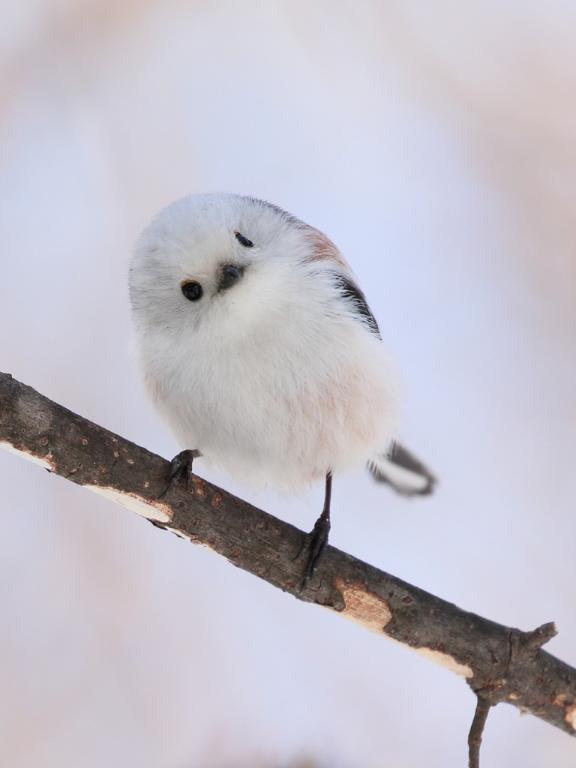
xmin=1 ymin=371 xmax=576 ymax=761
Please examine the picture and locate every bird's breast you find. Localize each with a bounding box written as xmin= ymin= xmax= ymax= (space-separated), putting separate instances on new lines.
xmin=145 ymin=314 xmax=397 ymax=490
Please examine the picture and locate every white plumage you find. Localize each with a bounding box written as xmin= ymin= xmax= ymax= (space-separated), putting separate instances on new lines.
xmin=129 ymin=193 xmax=432 ymax=497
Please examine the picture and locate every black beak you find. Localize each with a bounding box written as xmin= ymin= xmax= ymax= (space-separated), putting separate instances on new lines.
xmin=218 ymin=264 xmax=245 ymax=292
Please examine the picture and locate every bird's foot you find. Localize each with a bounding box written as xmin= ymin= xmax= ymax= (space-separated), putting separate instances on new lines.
xmin=299 ymin=511 xmax=331 ymax=587
xmin=158 ymin=449 xmax=201 ymax=498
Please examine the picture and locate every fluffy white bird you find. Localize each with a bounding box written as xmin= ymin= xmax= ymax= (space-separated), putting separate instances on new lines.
xmin=129 ymin=193 xmax=435 ymax=577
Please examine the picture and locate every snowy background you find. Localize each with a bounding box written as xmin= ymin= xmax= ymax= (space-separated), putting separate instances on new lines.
xmin=1 ymin=2 xmax=575 ymax=766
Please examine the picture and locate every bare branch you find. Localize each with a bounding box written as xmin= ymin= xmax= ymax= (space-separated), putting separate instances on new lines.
xmin=1 ymin=371 xmax=576 ymax=757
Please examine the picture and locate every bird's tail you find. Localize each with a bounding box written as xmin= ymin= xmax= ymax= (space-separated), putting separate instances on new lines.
xmin=367 ymin=442 xmax=436 ymax=496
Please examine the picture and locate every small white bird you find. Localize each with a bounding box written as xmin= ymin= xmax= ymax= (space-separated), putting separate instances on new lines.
xmin=129 ymin=193 xmax=435 ymax=578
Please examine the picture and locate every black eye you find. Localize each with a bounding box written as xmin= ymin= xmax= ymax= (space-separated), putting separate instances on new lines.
xmin=181 ymin=281 xmax=203 ymax=301
xmin=219 ymin=264 xmax=245 ymax=291
xmin=234 ymin=231 xmax=254 ymax=248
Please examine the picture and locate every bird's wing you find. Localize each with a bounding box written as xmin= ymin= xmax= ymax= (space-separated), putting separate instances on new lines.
xmin=304 ymin=226 xmax=435 ymax=494
xmin=368 ymin=442 xmax=436 ymax=496
xmin=328 ymin=273 xmax=436 ymax=495
xmin=304 ymin=226 xmax=381 ymax=338
xmin=331 ymin=272 xmax=382 ymax=338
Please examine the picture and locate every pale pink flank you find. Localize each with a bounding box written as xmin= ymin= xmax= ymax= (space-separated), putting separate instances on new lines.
xmin=305 ymin=226 xmax=351 ymax=271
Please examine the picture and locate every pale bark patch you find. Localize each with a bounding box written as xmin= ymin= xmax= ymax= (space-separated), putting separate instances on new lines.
xmin=337 ymin=579 xmax=392 ymax=634
xmin=86 ymin=485 xmax=172 ymax=523
xmin=0 ymin=441 xmax=54 ymax=470
xmin=414 ymin=647 xmax=474 ymax=678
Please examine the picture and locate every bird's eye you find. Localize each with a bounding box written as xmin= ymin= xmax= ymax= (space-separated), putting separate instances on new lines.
xmin=181 ymin=281 xmax=203 ymax=301
xmin=219 ymin=264 xmax=245 ymax=291
xmin=234 ymin=231 xmax=254 ymax=248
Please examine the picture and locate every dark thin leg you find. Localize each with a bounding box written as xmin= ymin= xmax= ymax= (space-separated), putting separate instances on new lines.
xmin=158 ymin=449 xmax=201 ymax=498
xmin=303 ymin=472 xmax=333 ymax=583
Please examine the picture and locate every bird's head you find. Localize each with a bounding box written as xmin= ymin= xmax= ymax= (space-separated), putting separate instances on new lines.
xmin=129 ymin=192 xmax=342 ymax=345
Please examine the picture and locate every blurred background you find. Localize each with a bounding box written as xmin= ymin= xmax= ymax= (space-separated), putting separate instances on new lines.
xmin=1 ymin=1 xmax=575 ymax=766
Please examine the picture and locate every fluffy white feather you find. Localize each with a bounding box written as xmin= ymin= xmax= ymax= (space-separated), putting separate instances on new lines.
xmin=129 ymin=193 xmax=400 ymax=491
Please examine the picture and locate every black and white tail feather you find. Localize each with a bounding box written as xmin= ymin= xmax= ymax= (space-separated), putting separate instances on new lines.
xmin=368 ymin=442 xmax=436 ymax=497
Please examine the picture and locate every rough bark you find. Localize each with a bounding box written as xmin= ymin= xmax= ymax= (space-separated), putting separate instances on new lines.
xmin=1 ymin=371 xmax=575 ymax=751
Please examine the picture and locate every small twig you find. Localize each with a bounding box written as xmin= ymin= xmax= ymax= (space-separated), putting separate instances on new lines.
xmin=522 ymin=622 xmax=558 ymax=649
xmin=466 ymin=621 xmax=560 ymax=766
xmin=468 ymin=696 xmax=493 ymax=768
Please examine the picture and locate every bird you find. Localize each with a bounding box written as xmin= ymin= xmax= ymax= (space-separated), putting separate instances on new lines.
xmin=129 ymin=192 xmax=435 ymax=580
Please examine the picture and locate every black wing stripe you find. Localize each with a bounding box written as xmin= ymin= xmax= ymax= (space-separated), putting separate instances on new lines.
xmin=333 ymin=274 xmax=381 ymax=338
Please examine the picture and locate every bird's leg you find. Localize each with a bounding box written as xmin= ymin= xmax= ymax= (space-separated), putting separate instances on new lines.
xmin=158 ymin=449 xmax=201 ymax=497
xmin=303 ymin=472 xmax=333 ymax=583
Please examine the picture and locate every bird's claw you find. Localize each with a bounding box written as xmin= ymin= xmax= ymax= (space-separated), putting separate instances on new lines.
xmin=158 ymin=449 xmax=200 ymax=498
xmin=299 ymin=512 xmax=331 ymax=588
